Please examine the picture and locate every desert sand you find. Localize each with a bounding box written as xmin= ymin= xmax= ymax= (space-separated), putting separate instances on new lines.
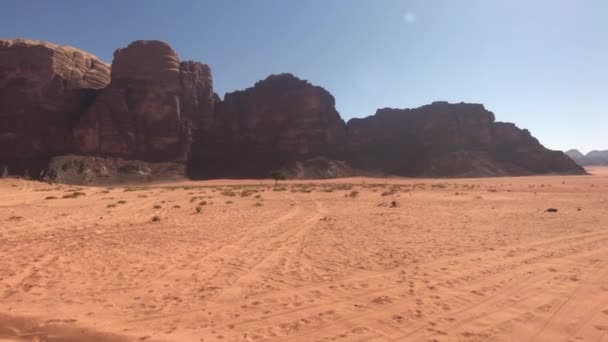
xmin=1 ymin=170 xmax=608 ymax=341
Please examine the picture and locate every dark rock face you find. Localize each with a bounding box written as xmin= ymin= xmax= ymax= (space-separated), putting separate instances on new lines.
xmin=345 ymin=102 xmax=584 ymax=177
xmin=0 ymin=39 xmax=110 ymax=174
xmin=189 ymin=74 xmax=346 ymax=178
xmin=72 ymin=40 xmax=214 ymax=163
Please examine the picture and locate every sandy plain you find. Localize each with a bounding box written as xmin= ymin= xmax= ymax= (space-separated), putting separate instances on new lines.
xmin=1 ymin=169 xmax=608 ymax=341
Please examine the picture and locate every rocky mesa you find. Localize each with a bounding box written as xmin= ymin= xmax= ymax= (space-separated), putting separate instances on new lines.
xmin=0 ymin=38 xmax=585 ymax=182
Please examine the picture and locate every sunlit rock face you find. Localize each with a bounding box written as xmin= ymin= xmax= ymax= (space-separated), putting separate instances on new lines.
xmin=0 ymin=39 xmax=110 ymax=173
xmin=73 ymin=40 xmax=215 ymax=162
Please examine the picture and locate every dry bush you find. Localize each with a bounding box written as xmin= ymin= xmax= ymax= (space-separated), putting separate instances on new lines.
xmin=346 ymin=190 xmax=359 ymax=198
xmin=62 ymin=191 xmax=86 ymax=199
xmin=45 ymin=196 xmax=58 ymax=200
xmin=153 ymin=204 xmax=162 ymax=209
xmin=152 ymin=215 xmax=160 ymax=222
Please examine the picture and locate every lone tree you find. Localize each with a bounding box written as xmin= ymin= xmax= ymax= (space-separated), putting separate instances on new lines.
xmin=271 ymin=171 xmax=287 ymax=186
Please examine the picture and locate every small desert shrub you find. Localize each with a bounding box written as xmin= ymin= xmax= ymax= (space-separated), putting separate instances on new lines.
xmin=254 ymin=202 xmax=263 ymax=207
xmin=198 ymin=200 xmax=208 ymax=206
xmin=346 ymin=191 xmax=359 ymax=198
xmin=138 ymin=194 xmax=148 ymax=198
xmin=254 ymin=194 xmax=262 ymax=199
xmin=62 ymin=191 xmax=86 ymax=199
xmin=225 ymin=200 xmax=234 ymax=204
xmin=45 ymin=196 xmax=58 ymax=200
xmin=273 ymin=187 xmax=287 ymax=192
xmin=173 ymin=205 xmax=181 ymax=209
xmin=107 ymin=203 xmax=117 ymax=208
xmin=153 ymin=204 xmax=162 ymax=209
xmin=152 ymin=215 xmax=161 ymax=222
xmin=7 ymin=216 xmax=23 ymax=221
xmin=117 ymin=200 xmax=127 ymax=204
xmin=220 ymin=190 xmax=237 ymax=197
xmin=195 ymin=206 xmax=202 ymax=213
xmin=390 ymin=200 xmax=398 ymax=208
xmin=240 ymin=190 xmax=256 ymax=197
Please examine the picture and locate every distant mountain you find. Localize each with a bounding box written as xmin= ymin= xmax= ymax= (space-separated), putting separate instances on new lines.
xmin=566 ymin=149 xmax=608 ymax=166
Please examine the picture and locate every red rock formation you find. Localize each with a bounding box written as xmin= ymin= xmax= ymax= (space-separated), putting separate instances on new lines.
xmin=72 ymin=40 xmax=215 ymax=163
xmin=189 ymin=73 xmax=346 ymax=177
xmin=345 ymin=102 xmax=584 ymax=176
xmin=0 ymin=39 xmax=585 ymax=180
xmin=0 ymin=39 xmax=110 ymax=173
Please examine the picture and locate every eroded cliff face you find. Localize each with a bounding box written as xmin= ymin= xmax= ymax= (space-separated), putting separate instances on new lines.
xmin=0 ymin=38 xmax=585 ymax=181
xmin=189 ymin=74 xmax=347 ymax=178
xmin=0 ymin=39 xmax=110 ymax=173
xmin=345 ymin=102 xmax=584 ymax=177
xmin=72 ymin=40 xmax=214 ymax=162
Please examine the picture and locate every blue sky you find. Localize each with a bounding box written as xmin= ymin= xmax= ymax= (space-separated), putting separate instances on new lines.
xmin=2 ymin=0 xmax=606 ymax=152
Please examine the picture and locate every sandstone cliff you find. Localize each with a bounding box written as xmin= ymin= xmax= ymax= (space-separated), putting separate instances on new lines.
xmin=72 ymin=40 xmax=215 ymax=163
xmin=0 ymin=38 xmax=586 ymax=181
xmin=189 ymin=73 xmax=346 ymax=178
xmin=345 ymin=102 xmax=584 ymax=177
xmin=0 ymin=39 xmax=110 ymax=174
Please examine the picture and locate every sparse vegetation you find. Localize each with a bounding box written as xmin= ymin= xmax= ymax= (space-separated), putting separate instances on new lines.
xmin=45 ymin=196 xmax=58 ymax=200
xmin=195 ymin=206 xmax=202 ymax=213
xmin=117 ymin=200 xmax=127 ymax=204
xmin=153 ymin=204 xmax=162 ymax=209
xmin=62 ymin=191 xmax=86 ymax=199
xmin=346 ymin=190 xmax=359 ymax=198
xmin=271 ymin=171 xmax=287 ymax=186
xmin=152 ymin=215 xmax=160 ymax=222
xmin=220 ymin=190 xmax=237 ymax=197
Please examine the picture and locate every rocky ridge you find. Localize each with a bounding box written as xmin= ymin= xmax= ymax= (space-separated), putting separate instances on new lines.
xmin=0 ymin=39 xmax=586 ymax=183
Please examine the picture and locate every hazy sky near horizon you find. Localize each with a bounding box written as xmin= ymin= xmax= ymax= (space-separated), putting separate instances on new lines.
xmin=1 ymin=0 xmax=606 ymax=153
